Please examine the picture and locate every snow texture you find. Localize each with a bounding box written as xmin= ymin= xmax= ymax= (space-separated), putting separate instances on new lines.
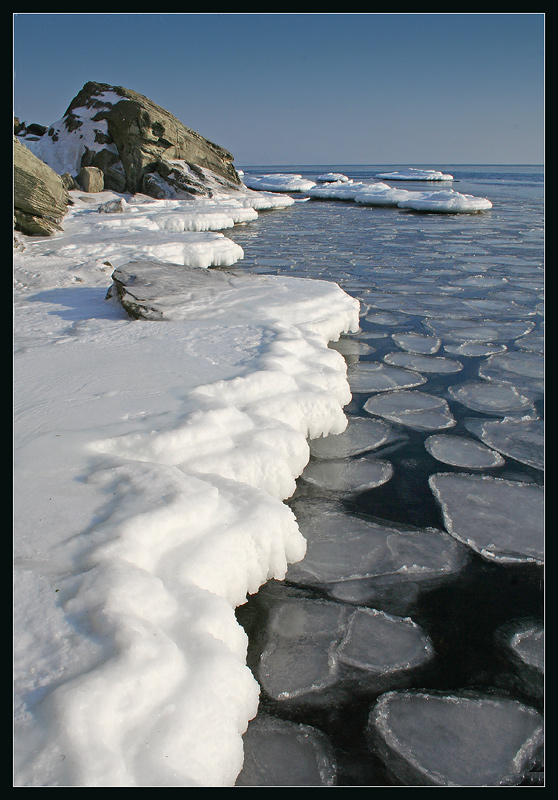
xmin=13 ymin=183 xmax=359 ymax=787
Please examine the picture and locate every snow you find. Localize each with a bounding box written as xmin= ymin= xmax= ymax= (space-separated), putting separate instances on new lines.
xmin=13 ymin=184 xmax=360 ymax=786
xmin=375 ymin=168 xmax=454 ymax=181
xmin=243 ymin=171 xmax=492 ymax=213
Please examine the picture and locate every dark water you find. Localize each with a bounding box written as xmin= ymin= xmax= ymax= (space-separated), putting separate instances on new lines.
xmin=229 ymin=165 xmax=544 ymax=786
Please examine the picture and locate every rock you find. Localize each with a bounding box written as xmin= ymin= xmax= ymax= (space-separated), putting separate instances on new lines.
xmin=13 ymin=137 xmax=69 ymax=236
xmin=33 ymin=81 xmax=242 ymax=198
xmin=77 ymin=166 xmax=104 ymax=193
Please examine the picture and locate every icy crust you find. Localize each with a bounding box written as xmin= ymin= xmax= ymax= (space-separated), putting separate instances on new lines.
xmin=368 ymin=691 xmax=544 ymax=786
xmin=13 ymin=189 xmax=361 ymax=786
xmin=428 ymin=473 xmax=544 ymax=565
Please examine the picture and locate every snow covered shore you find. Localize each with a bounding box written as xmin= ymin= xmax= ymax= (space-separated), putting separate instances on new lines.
xmin=13 ymin=188 xmax=359 ymax=786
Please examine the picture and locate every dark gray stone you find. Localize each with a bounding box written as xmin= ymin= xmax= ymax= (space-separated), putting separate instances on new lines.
xmin=13 ymin=137 xmax=69 ymax=236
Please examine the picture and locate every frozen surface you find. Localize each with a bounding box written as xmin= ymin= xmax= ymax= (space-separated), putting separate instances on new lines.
xmin=348 ymin=361 xmax=427 ymax=393
xmin=235 ymin=714 xmax=337 ymax=786
xmin=242 ymin=173 xmax=317 ymax=192
xmin=448 ymin=380 xmax=535 ymax=417
xmin=308 ymin=416 xmax=392 ymax=459
xmin=363 ymin=390 xmax=455 ymax=431
xmin=13 ymin=187 xmax=360 ymax=787
xmin=285 ymin=499 xmax=468 ymax=589
xmin=384 ymin=351 xmax=463 ymax=374
xmin=375 ymin=168 xmax=454 ymax=181
xmin=495 ymin=620 xmax=544 ymax=701
xmin=368 ymin=690 xmax=544 ymax=786
xmin=397 ymin=189 xmax=493 ymax=213
xmin=424 ymin=434 xmax=505 ymax=470
xmin=429 ymin=473 xmax=544 ymax=565
xmin=464 ymin=418 xmax=544 ymax=471
xmin=392 ymin=333 xmax=441 ymax=354
xmin=257 ymin=599 xmax=433 ymax=705
xmin=300 ymin=456 xmax=393 ymax=493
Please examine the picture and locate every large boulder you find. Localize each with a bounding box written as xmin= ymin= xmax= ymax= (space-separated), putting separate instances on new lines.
xmin=13 ymin=137 xmax=70 ymax=236
xmin=22 ymin=81 xmax=242 ymax=199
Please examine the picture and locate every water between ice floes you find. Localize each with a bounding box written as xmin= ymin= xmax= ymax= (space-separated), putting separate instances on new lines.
xmin=229 ymin=165 xmax=543 ymax=786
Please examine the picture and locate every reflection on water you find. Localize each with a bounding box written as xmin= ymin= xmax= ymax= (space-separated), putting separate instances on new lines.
xmin=231 ymin=165 xmax=544 ymax=786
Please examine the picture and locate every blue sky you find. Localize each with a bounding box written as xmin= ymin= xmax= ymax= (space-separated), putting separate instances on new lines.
xmin=13 ymin=13 xmax=544 ymax=166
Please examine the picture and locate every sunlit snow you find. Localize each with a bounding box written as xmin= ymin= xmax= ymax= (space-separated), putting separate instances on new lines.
xmin=13 ymin=185 xmax=360 ymax=787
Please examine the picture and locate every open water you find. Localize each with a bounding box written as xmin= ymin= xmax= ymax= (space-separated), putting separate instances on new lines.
xmin=229 ymin=165 xmax=544 ymax=786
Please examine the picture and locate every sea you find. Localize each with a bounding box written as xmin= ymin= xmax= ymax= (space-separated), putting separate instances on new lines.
xmin=228 ymin=165 xmax=544 ymax=786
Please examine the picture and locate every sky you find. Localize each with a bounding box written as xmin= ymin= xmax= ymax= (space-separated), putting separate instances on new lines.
xmin=13 ymin=13 xmax=545 ymax=166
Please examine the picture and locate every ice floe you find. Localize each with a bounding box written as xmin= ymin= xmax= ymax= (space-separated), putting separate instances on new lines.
xmin=375 ymin=168 xmax=454 ymax=181
xmin=257 ymin=598 xmax=434 ymax=706
xmin=424 ymin=433 xmax=505 ymax=469
xmin=236 ymin=713 xmax=337 ymax=786
xmin=448 ymin=380 xmax=535 ymax=417
xmin=348 ymin=361 xmax=427 ymax=393
xmin=384 ymin=351 xmax=463 ymax=374
xmin=429 ymin=473 xmax=544 ymax=564
xmin=464 ymin=417 xmax=544 ymax=471
xmin=241 ymin=173 xmax=317 ymax=192
xmin=368 ymin=690 xmax=544 ymax=786
xmin=308 ymin=416 xmax=393 ymax=459
xmin=495 ymin=620 xmax=544 ymax=701
xmin=300 ymin=456 xmax=393 ymax=494
xmin=285 ymin=499 xmax=468 ymax=591
xmin=397 ymin=189 xmax=493 ymax=214
xmin=364 ymin=390 xmax=455 ymax=431
xmin=392 ymin=333 xmax=441 ymax=355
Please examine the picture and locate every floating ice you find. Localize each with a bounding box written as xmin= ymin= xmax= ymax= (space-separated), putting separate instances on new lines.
xmin=309 ymin=416 xmax=392 ymax=459
xmin=443 ymin=342 xmax=507 ymax=357
xmin=425 ymin=318 xmax=535 ymax=343
xmin=375 ymin=169 xmax=454 ymax=181
xmin=285 ymin=499 xmax=468 ymax=589
xmin=242 ymin=173 xmax=317 ymax=192
xmin=315 ymin=172 xmax=350 ymax=183
xmin=424 ymin=433 xmax=505 ymax=469
xmin=300 ymin=456 xmax=393 ymax=493
xmin=392 ymin=333 xmax=441 ymax=355
xmin=235 ymin=714 xmax=337 ymax=786
xmin=478 ymin=351 xmax=544 ymax=394
xmin=464 ymin=418 xmax=544 ymax=471
xmin=448 ymin=380 xmax=535 ymax=417
xmin=364 ymin=390 xmax=455 ymax=431
xmin=397 ymin=189 xmax=493 ymax=214
xmin=429 ymin=473 xmax=544 ymax=564
xmin=257 ymin=599 xmax=434 ymax=706
xmin=365 ymin=310 xmax=409 ymax=326
xmin=495 ymin=620 xmax=544 ymax=701
xmin=348 ymin=362 xmax=427 ymax=394
xmin=368 ymin=690 xmax=544 ymax=786
xmin=384 ymin=351 xmax=463 ymax=374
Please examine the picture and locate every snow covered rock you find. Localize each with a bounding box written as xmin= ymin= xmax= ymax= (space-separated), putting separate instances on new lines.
xmin=18 ymin=80 xmax=242 ymax=197
xmin=368 ymin=690 xmax=544 ymax=786
xmin=13 ymin=136 xmax=70 ymax=235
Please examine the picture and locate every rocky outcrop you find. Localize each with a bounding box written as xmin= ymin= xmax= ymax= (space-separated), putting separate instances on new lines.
xmin=29 ymin=81 xmax=242 ymax=199
xmin=13 ymin=137 xmax=70 ymax=236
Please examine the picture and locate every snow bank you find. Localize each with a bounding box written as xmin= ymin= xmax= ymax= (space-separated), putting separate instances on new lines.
xmin=13 ymin=190 xmax=359 ymax=787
